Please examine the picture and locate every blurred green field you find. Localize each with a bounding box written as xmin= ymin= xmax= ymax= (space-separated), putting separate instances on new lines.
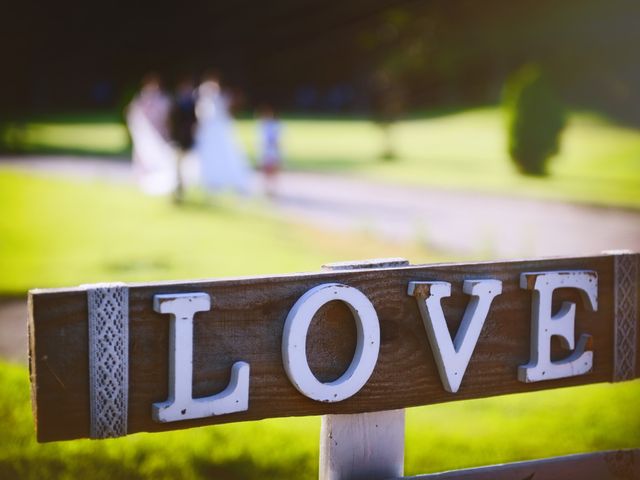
xmin=263 ymin=109 xmax=640 ymax=209
xmin=1 ymin=113 xmax=129 ymax=155
xmin=0 ymin=170 xmax=434 ymax=295
xmin=1 ymin=360 xmax=638 ymax=479
xmin=1 ymin=120 xmax=639 ymax=477
xmin=3 ymin=107 xmax=640 ymax=208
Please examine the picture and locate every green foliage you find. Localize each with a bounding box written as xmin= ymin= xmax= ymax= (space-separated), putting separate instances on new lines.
xmin=503 ymin=65 xmax=567 ymax=175
xmin=1 ymin=359 xmax=639 ymax=478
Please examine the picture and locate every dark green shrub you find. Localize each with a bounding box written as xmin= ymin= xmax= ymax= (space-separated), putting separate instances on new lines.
xmin=503 ymin=65 xmax=566 ymax=175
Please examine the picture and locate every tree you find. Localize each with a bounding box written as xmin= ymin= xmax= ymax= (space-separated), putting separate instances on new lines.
xmin=503 ymin=65 xmax=566 ymax=175
xmin=370 ymin=70 xmax=406 ymax=161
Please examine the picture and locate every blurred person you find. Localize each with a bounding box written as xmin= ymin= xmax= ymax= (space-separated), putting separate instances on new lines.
xmin=168 ymin=77 xmax=198 ymax=203
xmin=257 ymin=104 xmax=282 ymax=196
xmin=126 ymin=73 xmax=177 ymax=194
xmin=195 ymin=73 xmax=251 ymax=194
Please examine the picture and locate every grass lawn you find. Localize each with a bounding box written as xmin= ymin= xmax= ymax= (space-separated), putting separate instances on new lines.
xmin=3 ymin=107 xmax=640 ymax=208
xmin=1 ymin=360 xmax=638 ymax=479
xmin=0 ymin=171 xmax=638 ymax=477
xmin=1 ymin=112 xmax=129 ymax=155
xmin=239 ymin=109 xmax=640 ymax=208
xmin=0 ymin=169 xmax=432 ymax=295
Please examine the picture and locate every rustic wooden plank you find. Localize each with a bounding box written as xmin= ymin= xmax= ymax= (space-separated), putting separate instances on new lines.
xmin=29 ymin=253 xmax=639 ymax=442
xmin=401 ymin=448 xmax=640 ymax=480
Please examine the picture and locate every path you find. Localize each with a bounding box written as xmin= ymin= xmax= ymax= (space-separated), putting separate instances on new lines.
xmin=273 ymin=172 xmax=639 ymax=259
xmin=2 ymin=156 xmax=639 ymax=363
xmin=3 ymin=156 xmax=639 ymax=258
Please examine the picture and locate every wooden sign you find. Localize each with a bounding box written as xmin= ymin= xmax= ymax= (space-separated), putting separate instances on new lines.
xmin=29 ymin=252 xmax=639 ymax=442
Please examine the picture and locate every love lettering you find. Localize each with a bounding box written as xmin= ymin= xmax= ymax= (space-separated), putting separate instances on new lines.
xmin=153 ymin=270 xmax=597 ymax=423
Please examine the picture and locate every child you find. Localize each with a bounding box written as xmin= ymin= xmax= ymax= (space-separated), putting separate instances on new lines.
xmin=258 ymin=104 xmax=282 ymax=196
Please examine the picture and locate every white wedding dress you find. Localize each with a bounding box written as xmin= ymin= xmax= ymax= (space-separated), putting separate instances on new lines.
xmin=126 ymin=90 xmax=177 ymax=195
xmin=195 ymin=82 xmax=251 ymax=193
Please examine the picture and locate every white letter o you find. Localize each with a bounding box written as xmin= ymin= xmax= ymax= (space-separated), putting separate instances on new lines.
xmin=282 ymin=283 xmax=380 ymax=402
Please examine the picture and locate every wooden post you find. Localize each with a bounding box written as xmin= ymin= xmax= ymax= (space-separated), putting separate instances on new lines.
xmin=319 ymin=259 xmax=408 ymax=480
xmin=320 ymin=409 xmax=405 ymax=480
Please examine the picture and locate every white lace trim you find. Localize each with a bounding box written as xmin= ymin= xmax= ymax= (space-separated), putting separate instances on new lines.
xmin=87 ymin=284 xmax=129 ymax=438
xmin=614 ymin=254 xmax=638 ymax=382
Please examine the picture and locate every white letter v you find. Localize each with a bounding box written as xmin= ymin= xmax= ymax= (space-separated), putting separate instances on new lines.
xmin=408 ymin=279 xmax=502 ymax=393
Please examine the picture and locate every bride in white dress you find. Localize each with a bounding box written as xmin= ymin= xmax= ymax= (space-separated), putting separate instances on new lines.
xmin=195 ymin=77 xmax=251 ymax=194
xmin=126 ymin=75 xmax=177 ymax=195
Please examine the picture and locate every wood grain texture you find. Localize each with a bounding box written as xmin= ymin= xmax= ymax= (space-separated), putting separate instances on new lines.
xmin=29 ymin=254 xmax=640 ymax=442
xmin=402 ymin=449 xmax=640 ymax=480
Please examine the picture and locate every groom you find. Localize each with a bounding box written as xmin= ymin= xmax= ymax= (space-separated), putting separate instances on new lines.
xmin=169 ymin=77 xmax=197 ymax=203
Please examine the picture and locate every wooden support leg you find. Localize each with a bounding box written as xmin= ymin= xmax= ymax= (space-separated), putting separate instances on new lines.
xmin=319 ymin=258 xmax=409 ymax=480
xmin=320 ymin=409 xmax=405 ymax=480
